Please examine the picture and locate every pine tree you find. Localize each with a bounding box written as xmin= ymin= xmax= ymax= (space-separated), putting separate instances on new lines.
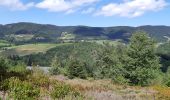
xmin=94 ymin=42 xmax=128 ymax=84
xmin=67 ymin=58 xmax=87 ymax=79
xmin=50 ymin=56 xmax=61 ymax=75
xmin=125 ymin=31 xmax=161 ymax=86
xmin=0 ymin=57 xmax=9 ymax=85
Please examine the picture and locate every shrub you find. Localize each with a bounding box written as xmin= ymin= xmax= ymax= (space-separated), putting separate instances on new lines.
xmin=7 ymin=63 xmax=31 ymax=80
xmin=67 ymin=58 xmax=87 ymax=79
xmin=50 ymin=83 xmax=71 ymax=99
xmin=0 ymin=57 xmax=10 ymax=82
xmin=7 ymin=77 xmax=40 ymax=100
xmin=50 ymin=82 xmax=81 ymax=99
xmin=27 ymin=67 xmax=50 ymax=88
xmin=8 ymin=63 xmax=27 ymax=73
xmin=50 ymin=56 xmax=62 ymax=75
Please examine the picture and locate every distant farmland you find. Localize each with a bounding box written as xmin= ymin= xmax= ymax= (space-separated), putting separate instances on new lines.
xmin=0 ymin=43 xmax=72 ymax=56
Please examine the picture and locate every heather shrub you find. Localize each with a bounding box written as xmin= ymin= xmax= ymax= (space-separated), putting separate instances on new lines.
xmin=27 ymin=67 xmax=50 ymax=88
xmin=50 ymin=82 xmax=81 ymax=99
xmin=7 ymin=77 xmax=40 ymax=100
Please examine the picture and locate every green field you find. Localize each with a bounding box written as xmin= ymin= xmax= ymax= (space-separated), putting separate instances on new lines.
xmin=1 ymin=43 xmax=72 ymax=56
xmin=0 ymin=42 xmax=10 ymax=47
xmin=0 ymin=40 xmax=11 ymax=48
xmin=14 ymin=34 xmax=34 ymax=41
xmin=5 ymin=34 xmax=34 ymax=41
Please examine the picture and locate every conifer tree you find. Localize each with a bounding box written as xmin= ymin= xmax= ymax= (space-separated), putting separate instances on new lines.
xmin=125 ymin=31 xmax=161 ymax=86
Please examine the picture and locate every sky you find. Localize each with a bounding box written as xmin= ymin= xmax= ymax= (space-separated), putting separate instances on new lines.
xmin=0 ymin=0 xmax=170 ymax=27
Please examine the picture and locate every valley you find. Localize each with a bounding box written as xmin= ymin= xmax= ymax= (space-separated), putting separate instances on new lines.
xmin=0 ymin=23 xmax=170 ymax=100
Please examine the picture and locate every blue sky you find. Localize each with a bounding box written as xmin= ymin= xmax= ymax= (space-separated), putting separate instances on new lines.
xmin=0 ymin=0 xmax=170 ymax=27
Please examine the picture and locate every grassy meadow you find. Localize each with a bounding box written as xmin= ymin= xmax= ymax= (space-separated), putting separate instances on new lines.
xmin=0 ymin=43 xmax=72 ymax=56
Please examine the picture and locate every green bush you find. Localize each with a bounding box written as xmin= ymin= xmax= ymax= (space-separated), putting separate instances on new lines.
xmin=50 ymin=82 xmax=81 ymax=99
xmin=164 ymin=67 xmax=170 ymax=87
xmin=50 ymin=83 xmax=71 ymax=99
xmin=50 ymin=56 xmax=62 ymax=75
xmin=8 ymin=63 xmax=27 ymax=73
xmin=7 ymin=63 xmax=31 ymax=80
xmin=67 ymin=59 xmax=87 ymax=79
xmin=7 ymin=77 xmax=40 ymax=100
xmin=0 ymin=57 xmax=10 ymax=82
xmin=27 ymin=66 xmax=50 ymax=88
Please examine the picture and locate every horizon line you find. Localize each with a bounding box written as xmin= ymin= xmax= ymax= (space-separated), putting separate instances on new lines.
xmin=1 ymin=22 xmax=170 ymax=27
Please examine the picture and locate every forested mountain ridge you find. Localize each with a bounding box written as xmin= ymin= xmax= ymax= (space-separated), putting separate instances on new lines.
xmin=0 ymin=22 xmax=170 ymax=42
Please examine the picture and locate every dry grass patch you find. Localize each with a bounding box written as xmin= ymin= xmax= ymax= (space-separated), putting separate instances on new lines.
xmin=51 ymin=75 xmax=158 ymax=100
xmin=152 ymin=86 xmax=170 ymax=100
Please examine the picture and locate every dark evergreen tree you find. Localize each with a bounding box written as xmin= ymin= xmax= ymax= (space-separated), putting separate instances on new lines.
xmin=67 ymin=55 xmax=87 ymax=79
xmin=0 ymin=57 xmax=9 ymax=82
xmin=94 ymin=42 xmax=128 ymax=84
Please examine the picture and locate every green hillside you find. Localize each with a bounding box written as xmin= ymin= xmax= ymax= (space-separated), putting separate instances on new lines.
xmin=19 ymin=42 xmax=103 ymax=66
xmin=0 ymin=22 xmax=170 ymax=44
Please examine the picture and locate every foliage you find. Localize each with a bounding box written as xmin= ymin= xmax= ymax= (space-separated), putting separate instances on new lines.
xmin=50 ymin=82 xmax=72 ymax=99
xmin=164 ymin=67 xmax=170 ymax=87
xmin=27 ymin=66 xmax=50 ymax=88
xmin=0 ymin=57 xmax=10 ymax=84
xmin=157 ymin=42 xmax=170 ymax=55
xmin=50 ymin=82 xmax=81 ymax=99
xmin=94 ymin=42 xmax=128 ymax=84
xmin=8 ymin=63 xmax=27 ymax=73
xmin=1 ymin=30 xmax=170 ymax=99
xmin=6 ymin=77 xmax=40 ymax=100
xmin=0 ymin=57 xmax=84 ymax=99
xmin=21 ymin=42 xmax=102 ymax=75
xmin=0 ymin=57 xmax=31 ymax=91
xmin=157 ymin=42 xmax=170 ymax=72
xmin=0 ymin=57 xmax=9 ymax=73
xmin=125 ymin=31 xmax=161 ymax=86
xmin=50 ymin=56 xmax=62 ymax=75
xmin=67 ymin=57 xmax=87 ymax=79
xmin=90 ymin=31 xmax=163 ymax=86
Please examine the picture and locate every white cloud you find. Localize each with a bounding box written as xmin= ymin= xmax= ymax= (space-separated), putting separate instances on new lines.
xmin=95 ymin=0 xmax=167 ymax=18
xmin=36 ymin=0 xmax=98 ymax=13
xmin=1 ymin=0 xmax=167 ymax=17
xmin=0 ymin=0 xmax=34 ymax=10
xmin=82 ymin=7 xmax=95 ymax=14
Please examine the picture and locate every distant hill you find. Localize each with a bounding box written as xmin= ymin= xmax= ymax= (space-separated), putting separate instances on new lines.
xmin=0 ymin=22 xmax=170 ymax=43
